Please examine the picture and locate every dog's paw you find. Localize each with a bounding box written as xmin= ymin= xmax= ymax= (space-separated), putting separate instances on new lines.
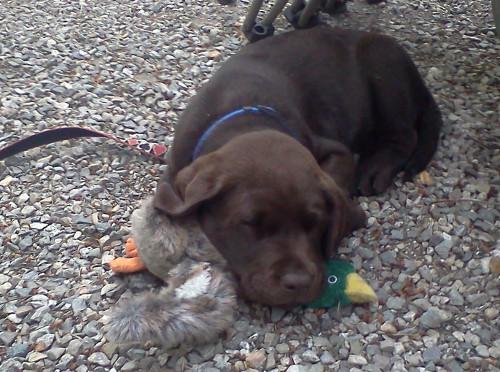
xmin=358 ymin=164 xmax=395 ymax=196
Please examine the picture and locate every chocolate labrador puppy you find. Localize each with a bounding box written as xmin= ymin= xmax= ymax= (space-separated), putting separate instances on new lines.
xmin=154 ymin=26 xmax=442 ymax=307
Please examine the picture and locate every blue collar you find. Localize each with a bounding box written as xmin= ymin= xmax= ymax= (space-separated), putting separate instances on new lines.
xmin=191 ymin=105 xmax=299 ymax=161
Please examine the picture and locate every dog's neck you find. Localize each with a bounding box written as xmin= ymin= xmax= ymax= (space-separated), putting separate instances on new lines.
xmin=191 ymin=105 xmax=300 ymax=162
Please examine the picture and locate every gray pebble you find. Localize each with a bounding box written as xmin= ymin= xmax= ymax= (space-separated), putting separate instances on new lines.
xmin=88 ymin=352 xmax=111 ymax=366
xmin=422 ymin=346 xmax=441 ymax=362
xmin=71 ymin=297 xmax=87 ymax=313
xmin=420 ymin=307 xmax=449 ymax=329
xmin=67 ymin=339 xmax=82 ymax=356
xmin=7 ymin=343 xmax=30 ymax=358
xmin=435 ymin=238 xmax=454 ymax=258
xmin=0 ymin=332 xmax=17 ymax=346
xmin=379 ymin=251 xmax=397 ymax=265
xmin=46 ymin=347 xmax=66 ymax=361
xmin=386 ymin=296 xmax=406 ymax=310
xmin=302 ymin=350 xmax=320 ymax=363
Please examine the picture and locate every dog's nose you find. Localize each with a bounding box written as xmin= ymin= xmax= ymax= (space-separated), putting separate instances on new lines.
xmin=280 ymin=271 xmax=313 ymax=291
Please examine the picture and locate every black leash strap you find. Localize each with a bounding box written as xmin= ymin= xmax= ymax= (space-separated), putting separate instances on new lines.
xmin=0 ymin=126 xmax=168 ymax=164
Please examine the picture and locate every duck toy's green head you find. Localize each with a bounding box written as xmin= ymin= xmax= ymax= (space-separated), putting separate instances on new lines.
xmin=307 ymin=260 xmax=378 ymax=308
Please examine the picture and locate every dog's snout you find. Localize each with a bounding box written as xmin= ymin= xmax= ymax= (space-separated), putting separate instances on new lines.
xmin=280 ymin=270 xmax=313 ymax=292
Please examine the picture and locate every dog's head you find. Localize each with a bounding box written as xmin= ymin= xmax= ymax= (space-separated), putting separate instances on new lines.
xmin=154 ymin=131 xmax=365 ymax=307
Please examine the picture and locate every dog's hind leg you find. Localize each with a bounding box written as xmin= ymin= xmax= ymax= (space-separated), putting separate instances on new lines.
xmin=355 ymin=36 xmax=442 ymax=196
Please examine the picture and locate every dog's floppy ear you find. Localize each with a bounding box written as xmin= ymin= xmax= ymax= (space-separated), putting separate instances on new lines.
xmin=154 ymin=153 xmax=226 ymax=216
xmin=320 ymin=172 xmax=366 ymax=258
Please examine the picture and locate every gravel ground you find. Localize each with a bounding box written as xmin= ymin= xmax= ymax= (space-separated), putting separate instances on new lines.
xmin=0 ymin=0 xmax=499 ymax=371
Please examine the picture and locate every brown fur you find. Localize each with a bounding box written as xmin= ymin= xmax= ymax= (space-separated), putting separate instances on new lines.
xmin=154 ymin=26 xmax=442 ymax=307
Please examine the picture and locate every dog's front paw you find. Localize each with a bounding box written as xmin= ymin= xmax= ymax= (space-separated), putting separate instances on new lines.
xmin=358 ymin=164 xmax=396 ymax=196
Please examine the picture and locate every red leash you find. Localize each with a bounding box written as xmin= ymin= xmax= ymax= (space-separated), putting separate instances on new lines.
xmin=0 ymin=126 xmax=168 ymax=163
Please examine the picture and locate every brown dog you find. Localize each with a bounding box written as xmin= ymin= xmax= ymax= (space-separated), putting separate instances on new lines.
xmin=154 ymin=26 xmax=442 ymax=307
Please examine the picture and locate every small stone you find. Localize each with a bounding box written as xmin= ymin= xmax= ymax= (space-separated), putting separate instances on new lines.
xmin=302 ymin=350 xmax=320 ymax=363
xmin=47 ymin=347 xmax=65 ymax=361
xmin=0 ymin=274 xmax=9 ymax=285
xmin=357 ymin=247 xmax=374 ymax=259
xmin=101 ymin=343 xmax=117 ymax=358
xmin=474 ymin=182 xmax=491 ymax=194
xmin=394 ymin=342 xmax=405 ymax=355
xmin=320 ymin=351 xmax=335 ymax=364
xmin=489 ymin=346 xmax=500 ymax=359
xmin=0 ymin=331 xmax=17 ymax=346
xmin=464 ymin=332 xmax=480 ymax=346
xmin=265 ymin=352 xmax=276 ymax=369
xmin=83 ymin=322 xmax=99 ymax=337
xmin=348 ymin=354 xmax=367 ymax=366
xmin=386 ymin=297 xmax=405 ymax=310
xmin=435 ymin=237 xmax=454 ymax=258
xmin=466 ymin=293 xmax=488 ymax=306
xmin=309 ymin=364 xmax=324 ymax=372
xmin=405 ymin=352 xmax=423 ymax=366
xmin=263 ymin=332 xmax=279 ymax=347
xmin=380 ymin=251 xmax=397 ymax=265
xmin=27 ymin=351 xmax=48 ymax=362
xmin=207 ymin=50 xmax=221 ymax=59
xmin=21 ymin=205 xmax=36 ymax=216
xmin=0 ymin=175 xmax=14 ymax=186
xmin=420 ymin=307 xmax=449 ymax=329
xmin=100 ymin=283 xmax=119 ymax=296
xmin=313 ymin=336 xmax=331 ymax=348
xmin=452 ymin=331 xmax=465 ymax=342
xmin=380 ymin=322 xmax=397 ymax=333
xmin=30 ymin=222 xmax=48 ymax=230
xmin=423 ymin=346 xmax=441 ymax=362
xmin=276 ymin=343 xmax=290 ymax=354
xmin=489 ymin=256 xmax=500 ymax=275
xmin=18 ymin=236 xmax=33 ymax=250
xmin=88 ymin=352 xmax=110 ymax=366
xmin=475 ymin=345 xmax=489 ymax=357
xmin=173 ymin=49 xmax=185 ymax=58
xmin=373 ymin=354 xmax=391 ymax=369
xmin=349 ymin=339 xmax=363 ymax=354
xmin=380 ymin=339 xmax=395 ymax=352
xmin=67 ymin=339 xmax=82 ymax=356
xmin=391 ymin=230 xmax=404 ymax=240
xmin=7 ymin=343 xmax=30 ymax=358
xmin=271 ymin=307 xmax=286 ymax=322
xmin=35 ymin=333 xmax=55 ymax=351
xmin=71 ymin=297 xmax=87 ymax=313
xmin=338 ymin=347 xmax=349 ymax=359
xmin=245 ymin=350 xmax=267 ymax=369
xmin=484 ymin=307 xmax=499 ymax=320
xmin=286 ymin=366 xmax=308 ymax=372
xmin=429 ymin=233 xmax=444 ymax=246
xmin=56 ymin=353 xmax=75 ymax=369
xmin=426 ymin=66 xmax=442 ymax=81
xmin=449 ymin=289 xmax=465 ymax=306
xmin=121 ymin=361 xmax=137 ymax=371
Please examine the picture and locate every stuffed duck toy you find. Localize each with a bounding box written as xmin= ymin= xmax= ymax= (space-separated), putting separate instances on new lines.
xmin=106 ymin=197 xmax=377 ymax=349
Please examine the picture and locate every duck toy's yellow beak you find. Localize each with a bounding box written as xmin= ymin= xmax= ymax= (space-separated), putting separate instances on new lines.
xmin=307 ymin=260 xmax=378 ymax=308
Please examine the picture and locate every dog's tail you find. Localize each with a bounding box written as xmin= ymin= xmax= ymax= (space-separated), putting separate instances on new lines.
xmin=403 ymin=90 xmax=443 ymax=181
xmin=106 ymin=274 xmax=236 ymax=348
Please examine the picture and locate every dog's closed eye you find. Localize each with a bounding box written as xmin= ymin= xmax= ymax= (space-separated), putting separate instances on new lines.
xmin=241 ymin=213 xmax=264 ymax=228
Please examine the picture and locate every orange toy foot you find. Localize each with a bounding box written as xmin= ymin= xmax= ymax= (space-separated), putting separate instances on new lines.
xmin=125 ymin=238 xmax=139 ymax=258
xmin=109 ymin=238 xmax=146 ymax=273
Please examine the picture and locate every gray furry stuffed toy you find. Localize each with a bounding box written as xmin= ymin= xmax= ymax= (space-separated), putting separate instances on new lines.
xmin=105 ymin=197 xmax=237 ymax=349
